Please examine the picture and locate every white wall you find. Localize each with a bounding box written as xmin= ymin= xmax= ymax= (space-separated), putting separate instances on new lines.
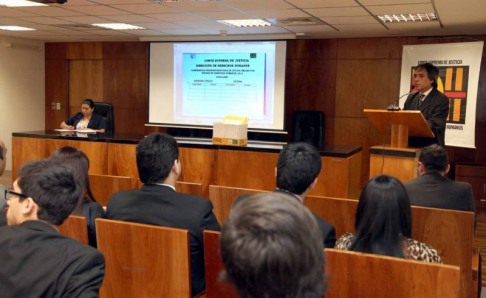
xmin=0 ymin=36 xmax=45 ymax=171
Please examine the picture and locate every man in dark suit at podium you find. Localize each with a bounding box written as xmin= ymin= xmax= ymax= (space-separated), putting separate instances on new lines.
xmin=404 ymin=63 xmax=449 ymax=147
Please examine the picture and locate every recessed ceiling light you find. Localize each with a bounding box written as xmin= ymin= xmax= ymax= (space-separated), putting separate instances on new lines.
xmin=217 ymin=19 xmax=272 ymax=28
xmin=0 ymin=26 xmax=35 ymax=31
xmin=0 ymin=0 xmax=47 ymax=7
xmin=92 ymin=23 xmax=145 ymax=30
xmin=378 ymin=13 xmax=438 ymax=23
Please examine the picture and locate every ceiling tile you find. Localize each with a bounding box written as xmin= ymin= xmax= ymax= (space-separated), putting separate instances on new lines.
xmin=367 ymin=3 xmax=434 ymax=15
xmin=18 ymin=16 xmax=77 ymax=24
xmin=243 ymin=26 xmax=291 ymax=34
xmin=162 ymin=28 xmax=207 ymax=35
xmin=334 ymin=23 xmax=386 ymax=31
xmin=23 ymin=23 xmax=71 ymax=30
xmin=0 ymin=17 xmax=37 ymax=26
xmin=52 ymin=29 xmax=98 ymax=35
xmin=15 ymin=7 xmax=85 ymax=17
xmin=386 ymin=20 xmax=440 ymax=30
xmin=249 ymin=9 xmax=311 ymax=19
xmin=57 ymin=15 xmax=114 ymax=24
xmin=0 ymin=7 xmax=40 ymax=17
xmin=360 ymin=0 xmax=430 ymax=5
xmin=162 ymin=1 xmax=231 ymax=12
xmin=320 ymin=16 xmax=379 ymax=25
xmin=199 ymin=26 xmax=248 ymax=34
xmin=285 ymin=0 xmax=359 ymax=9
xmin=196 ymin=10 xmax=252 ymax=20
xmin=131 ymin=21 xmax=184 ymax=29
xmin=282 ymin=24 xmax=336 ymax=33
xmin=98 ymin=14 xmax=159 ymax=22
xmin=89 ymin=29 xmax=133 ymax=35
xmin=179 ymin=20 xmax=225 ymax=29
xmin=65 ymin=5 xmax=128 ymax=15
xmin=221 ymin=0 xmax=293 ymax=10
xmin=109 ymin=4 xmax=179 ymax=14
xmin=124 ymin=29 xmax=168 ymax=36
xmin=305 ymin=7 xmax=369 ymax=17
xmin=146 ymin=13 xmax=207 ymax=23
xmin=91 ymin=0 xmax=151 ymax=4
xmin=52 ymin=0 xmax=98 ymax=5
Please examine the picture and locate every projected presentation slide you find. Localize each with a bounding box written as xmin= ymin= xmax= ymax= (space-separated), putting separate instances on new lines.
xmin=179 ymin=52 xmax=266 ymax=119
xmin=149 ymin=41 xmax=286 ymax=130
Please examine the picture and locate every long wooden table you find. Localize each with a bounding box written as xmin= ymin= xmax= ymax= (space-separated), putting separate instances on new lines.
xmin=12 ymin=131 xmax=362 ymax=199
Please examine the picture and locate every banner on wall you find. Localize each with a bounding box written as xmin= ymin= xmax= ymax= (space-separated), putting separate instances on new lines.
xmin=400 ymin=41 xmax=484 ymax=148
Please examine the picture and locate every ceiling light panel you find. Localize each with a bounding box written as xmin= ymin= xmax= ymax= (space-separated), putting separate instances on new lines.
xmin=0 ymin=25 xmax=35 ymax=30
xmin=92 ymin=23 xmax=145 ymax=30
xmin=0 ymin=0 xmax=46 ymax=7
xmin=378 ymin=13 xmax=437 ymax=23
xmin=217 ymin=19 xmax=272 ymax=28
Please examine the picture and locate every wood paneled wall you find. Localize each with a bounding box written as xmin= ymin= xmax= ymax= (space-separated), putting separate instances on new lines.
xmin=45 ymin=42 xmax=148 ymax=135
xmin=45 ymin=36 xmax=486 ymax=185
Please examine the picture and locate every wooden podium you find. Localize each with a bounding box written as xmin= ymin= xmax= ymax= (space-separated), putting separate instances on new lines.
xmin=364 ymin=109 xmax=435 ymax=182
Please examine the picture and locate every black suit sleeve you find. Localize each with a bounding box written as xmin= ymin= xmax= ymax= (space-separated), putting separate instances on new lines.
xmin=201 ymin=201 xmax=221 ymax=232
xmin=64 ymin=251 xmax=105 ymax=298
xmin=65 ymin=113 xmax=80 ymax=126
xmin=323 ymin=226 xmax=337 ymax=249
xmin=426 ymin=96 xmax=449 ymax=136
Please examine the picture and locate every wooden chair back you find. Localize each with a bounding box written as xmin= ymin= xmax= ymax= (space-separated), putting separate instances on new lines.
xmin=325 ymin=248 xmax=460 ymax=298
xmin=96 ymin=218 xmax=191 ymax=298
xmin=176 ymin=182 xmax=204 ymax=197
xmin=208 ymin=185 xmax=267 ymax=225
xmin=89 ymin=174 xmax=133 ymax=206
xmin=58 ymin=215 xmax=88 ymax=245
xmin=306 ymin=195 xmax=475 ymax=298
xmin=204 ymin=231 xmax=240 ymax=298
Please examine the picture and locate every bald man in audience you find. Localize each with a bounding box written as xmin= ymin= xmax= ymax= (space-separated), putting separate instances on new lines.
xmin=221 ymin=193 xmax=326 ymax=298
xmin=106 ymin=133 xmax=220 ymax=296
xmin=234 ymin=142 xmax=336 ymax=248
xmin=0 ymin=159 xmax=105 ymax=297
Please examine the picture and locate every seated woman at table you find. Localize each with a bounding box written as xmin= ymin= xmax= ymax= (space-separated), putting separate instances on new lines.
xmin=60 ymin=99 xmax=106 ymax=133
xmin=50 ymin=146 xmax=105 ymax=247
xmin=335 ymin=174 xmax=442 ymax=263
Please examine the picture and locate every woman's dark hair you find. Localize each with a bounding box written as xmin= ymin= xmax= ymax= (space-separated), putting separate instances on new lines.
xmin=50 ymin=147 xmax=97 ymax=213
xmin=350 ymin=175 xmax=412 ymax=258
xmin=82 ymin=99 xmax=95 ymax=109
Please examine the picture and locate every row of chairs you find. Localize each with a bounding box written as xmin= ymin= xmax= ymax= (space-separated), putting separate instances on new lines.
xmin=59 ymin=182 xmax=479 ymax=298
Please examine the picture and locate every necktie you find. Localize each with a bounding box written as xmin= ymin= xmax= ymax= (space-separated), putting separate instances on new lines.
xmin=418 ymin=94 xmax=426 ymax=107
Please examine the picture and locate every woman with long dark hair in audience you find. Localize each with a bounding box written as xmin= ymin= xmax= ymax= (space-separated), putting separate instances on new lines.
xmin=335 ymin=174 xmax=442 ymax=263
xmin=50 ymin=146 xmax=105 ymax=247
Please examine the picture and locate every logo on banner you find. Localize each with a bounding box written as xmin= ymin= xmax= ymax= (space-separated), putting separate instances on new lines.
xmin=410 ymin=66 xmax=469 ymax=125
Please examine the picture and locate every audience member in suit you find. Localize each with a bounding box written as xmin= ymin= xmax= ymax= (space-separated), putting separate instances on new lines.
xmin=50 ymin=146 xmax=106 ymax=247
xmin=405 ymin=144 xmax=475 ymax=213
xmin=335 ymin=175 xmax=442 ymax=263
xmin=403 ymin=62 xmax=449 ymax=147
xmin=106 ymin=133 xmax=220 ymax=296
xmin=0 ymin=159 xmax=105 ymax=297
xmin=234 ymin=142 xmax=336 ymax=248
xmin=221 ymin=192 xmax=326 ymax=298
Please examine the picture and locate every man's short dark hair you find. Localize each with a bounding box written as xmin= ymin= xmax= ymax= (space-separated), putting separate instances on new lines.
xmin=416 ymin=63 xmax=439 ymax=89
xmin=137 ymin=133 xmax=179 ymax=184
xmin=276 ymin=142 xmax=322 ymax=194
xmin=419 ymin=144 xmax=449 ymax=172
xmin=17 ymin=159 xmax=81 ymax=226
xmin=221 ymin=193 xmax=326 ymax=298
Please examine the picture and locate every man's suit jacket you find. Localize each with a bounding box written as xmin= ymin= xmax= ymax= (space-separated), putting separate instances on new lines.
xmin=403 ymin=89 xmax=449 ymax=147
xmin=0 ymin=220 xmax=105 ymax=298
xmin=234 ymin=189 xmax=337 ymax=248
xmin=106 ymin=184 xmax=221 ymax=296
xmin=405 ymin=172 xmax=476 ymax=213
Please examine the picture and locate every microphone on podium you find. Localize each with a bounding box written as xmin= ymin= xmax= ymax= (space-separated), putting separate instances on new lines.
xmin=387 ymin=85 xmax=416 ymax=111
